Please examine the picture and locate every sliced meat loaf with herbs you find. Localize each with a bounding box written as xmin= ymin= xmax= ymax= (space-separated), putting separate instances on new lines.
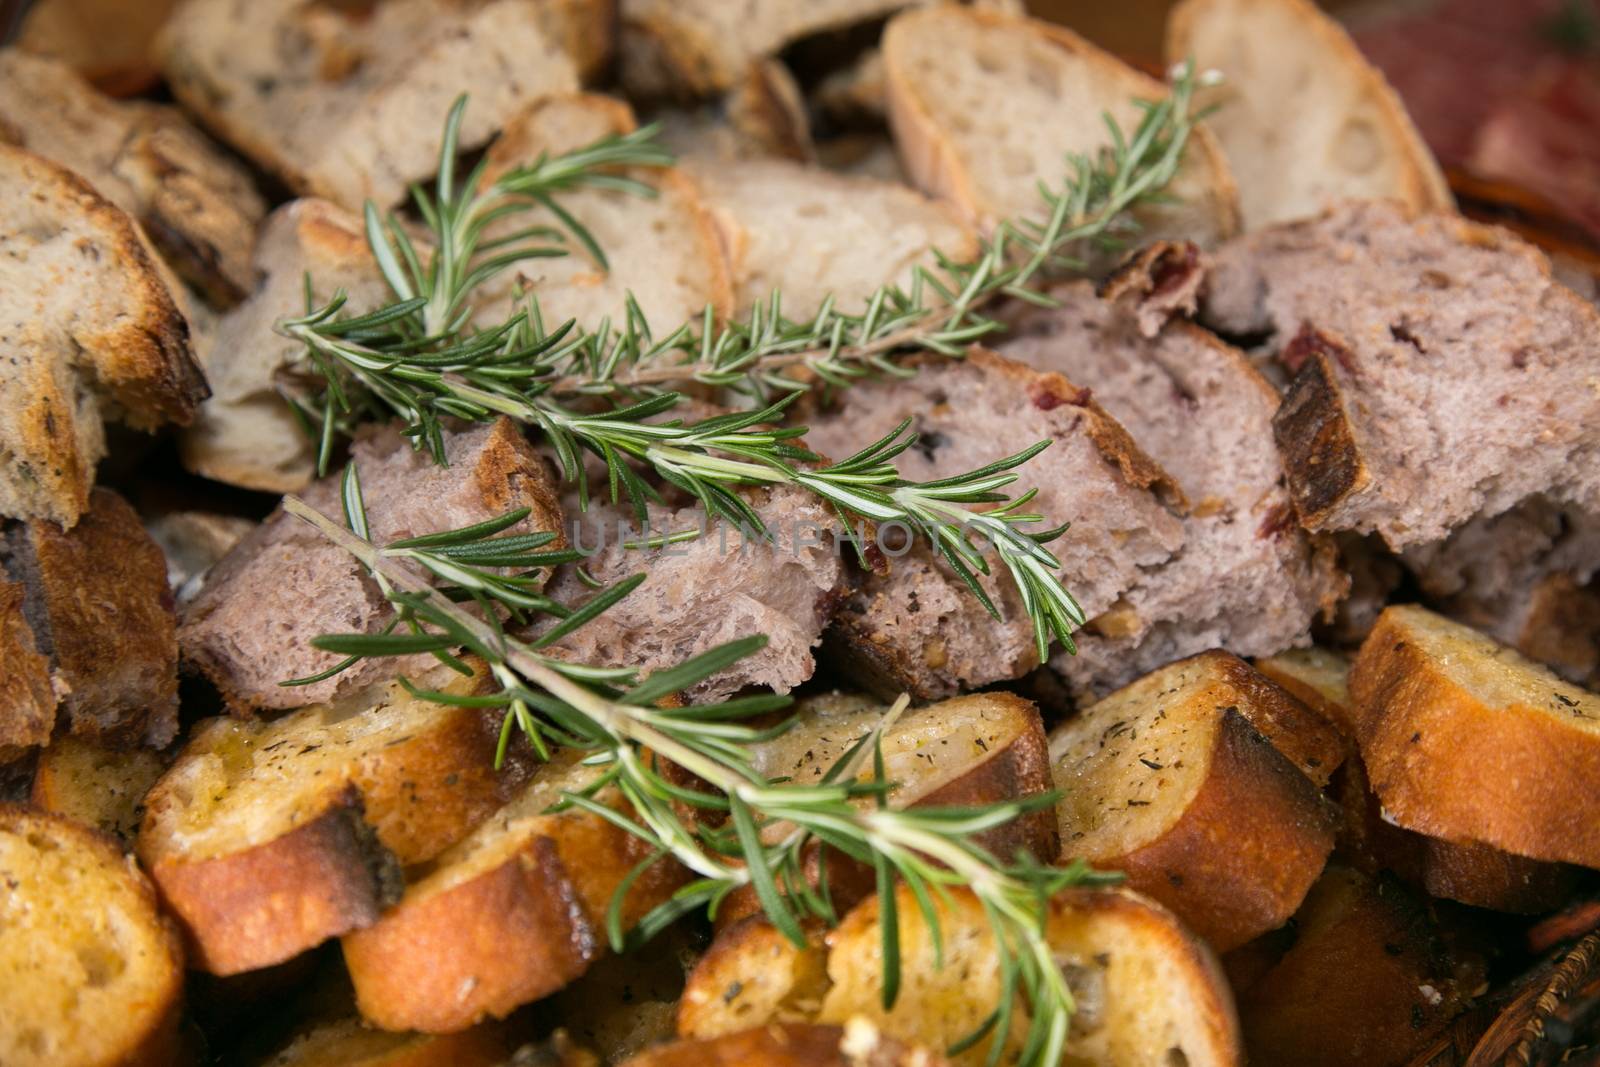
xmin=0 ymin=49 xmax=265 ymax=307
xmin=180 ymin=418 xmax=563 ymax=711
xmin=1002 ymin=275 xmax=1346 ymax=697
xmin=803 ymin=346 xmax=1186 ymax=701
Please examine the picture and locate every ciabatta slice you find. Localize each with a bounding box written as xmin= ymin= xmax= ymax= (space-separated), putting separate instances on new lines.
xmin=882 ymin=6 xmax=1239 ymax=246
xmin=1050 ymin=650 xmax=1338 ymax=950
xmin=0 ymin=806 xmax=185 ymax=1067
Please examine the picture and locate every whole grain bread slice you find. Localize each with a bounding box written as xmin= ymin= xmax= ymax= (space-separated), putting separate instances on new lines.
xmin=158 ymin=0 xmax=581 ymax=210
xmin=1201 ymin=200 xmax=1600 ymax=550
xmin=0 ymin=144 xmax=207 ymax=526
xmin=881 ymin=5 xmax=1240 ymax=246
xmin=1003 ymin=273 xmax=1346 ymax=698
xmin=4 ymin=487 xmax=180 ymax=748
xmin=179 ymin=198 xmax=391 ymax=493
xmin=803 ymin=346 xmax=1185 ymax=700
xmin=1049 ymin=650 xmax=1340 ymax=950
xmin=1166 ymin=0 xmax=1452 ymax=230
xmin=679 ymin=885 xmax=1241 ymax=1067
xmin=180 ymin=418 xmax=563 ymax=711
xmin=1348 ymin=604 xmax=1600 ymax=870
xmin=0 ymin=806 xmax=185 ymax=1067
xmin=0 ymin=49 xmax=266 ymax=307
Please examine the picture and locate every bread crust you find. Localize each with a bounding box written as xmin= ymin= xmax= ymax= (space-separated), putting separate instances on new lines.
xmin=144 ymin=794 xmax=400 ymax=975
xmin=1349 ymin=606 xmax=1600 ymax=869
xmin=0 ymin=580 xmax=55 ymax=753
xmin=1271 ymin=325 xmax=1375 ymax=533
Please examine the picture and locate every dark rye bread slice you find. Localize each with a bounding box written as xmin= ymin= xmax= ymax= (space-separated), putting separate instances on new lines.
xmin=181 ymin=198 xmax=391 ymax=493
xmin=541 ymin=485 xmax=844 ymax=702
xmin=1049 ymin=650 xmax=1340 ymax=951
xmin=4 ymin=487 xmax=180 ymax=748
xmin=0 ymin=806 xmax=186 ymax=1067
xmin=1348 ymin=604 xmax=1600 ymax=871
xmin=180 ymin=418 xmax=563 ymax=711
xmin=0 ymin=49 xmax=266 ymax=307
xmin=1002 ymin=274 xmax=1347 ymax=698
xmin=138 ymin=665 xmax=526 ymax=975
xmin=1200 ymin=200 xmax=1600 ymax=551
xmin=0 ymin=144 xmax=207 ymax=527
xmin=157 ymin=0 xmax=582 ymax=211
xmin=803 ymin=346 xmax=1186 ymax=701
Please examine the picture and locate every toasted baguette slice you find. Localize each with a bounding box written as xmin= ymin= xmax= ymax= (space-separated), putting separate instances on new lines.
xmin=625 ymin=1023 xmax=945 ymax=1067
xmin=1349 ymin=604 xmax=1600 ymax=870
xmin=138 ymin=666 xmax=522 ymax=975
xmin=257 ymin=1016 xmax=518 ymax=1067
xmin=0 ymin=579 xmax=55 ymax=759
xmin=1231 ymin=866 xmax=1482 ymax=1067
xmin=1166 ymin=0 xmax=1452 ymax=230
xmin=1050 ymin=650 xmax=1338 ymax=950
xmin=682 ymin=156 xmax=977 ymax=320
xmin=477 ymin=94 xmax=733 ymax=334
xmin=1254 ymin=647 xmax=1358 ymax=736
xmin=0 ymin=144 xmax=206 ymax=526
xmin=180 ymin=198 xmax=388 ymax=493
xmin=882 ymin=6 xmax=1239 ymax=246
xmin=0 ymin=806 xmax=185 ymax=1067
xmin=158 ymin=0 xmax=581 ymax=209
xmin=0 ymin=49 xmax=266 ymax=306
xmin=341 ymin=749 xmax=685 ymax=1033
xmin=677 ymin=916 xmax=830 ymax=1038
xmin=5 ymin=487 xmax=180 ymax=747
xmin=31 ymin=737 xmax=170 ymax=844
xmin=680 ymin=886 xmax=1241 ymax=1067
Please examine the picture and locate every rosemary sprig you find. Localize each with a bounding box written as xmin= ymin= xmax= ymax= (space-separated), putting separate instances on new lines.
xmin=284 ymin=477 xmax=1116 ymax=1066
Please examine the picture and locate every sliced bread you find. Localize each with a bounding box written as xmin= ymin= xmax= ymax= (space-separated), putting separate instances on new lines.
xmin=1166 ymin=0 xmax=1452 ymax=230
xmin=0 ymin=580 xmax=56 ymax=760
xmin=341 ymin=747 xmax=684 ymax=1032
xmin=138 ymin=665 xmax=522 ymax=975
xmin=30 ymin=737 xmax=171 ymax=845
xmin=256 ymin=1015 xmax=519 ymax=1067
xmin=681 ymin=155 xmax=978 ymax=320
xmin=179 ymin=197 xmax=389 ymax=493
xmin=679 ymin=885 xmax=1241 ymax=1067
xmin=4 ymin=487 xmax=180 ymax=748
xmin=652 ymin=58 xmax=815 ymax=165
xmin=1049 ymin=650 xmax=1339 ymax=950
xmin=1201 ymin=200 xmax=1600 ymax=549
xmin=158 ymin=0 xmax=581 ymax=209
xmin=882 ymin=6 xmax=1240 ymax=246
xmin=0 ymin=143 xmax=206 ymax=526
xmin=1348 ymin=604 xmax=1600 ymax=870
xmin=625 ymin=1023 xmax=945 ymax=1067
xmin=0 ymin=806 xmax=185 ymax=1067
xmin=1002 ymin=273 xmax=1346 ymax=697
xmin=803 ymin=346 xmax=1186 ymax=700
xmin=13 ymin=0 xmax=177 ymax=95
xmin=0 ymin=49 xmax=266 ymax=306
xmin=180 ymin=418 xmax=563 ymax=711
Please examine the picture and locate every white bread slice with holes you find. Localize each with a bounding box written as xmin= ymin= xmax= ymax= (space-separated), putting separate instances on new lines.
xmin=618 ymin=0 xmax=914 ymax=99
xmin=138 ymin=664 xmax=528 ymax=975
xmin=341 ymin=747 xmax=685 ymax=1033
xmin=180 ymin=419 xmax=564 ymax=712
xmin=5 ymin=487 xmax=181 ymax=748
xmin=882 ymin=6 xmax=1240 ymax=247
xmin=157 ymin=0 xmax=581 ymax=210
xmin=627 ymin=1023 xmax=947 ymax=1067
xmin=0 ymin=805 xmax=185 ymax=1067
xmin=1166 ymin=0 xmax=1452 ymax=231
xmin=31 ymin=737 xmax=170 ymax=845
xmin=180 ymin=198 xmax=389 ymax=493
xmin=1050 ymin=650 xmax=1339 ymax=951
xmin=679 ymin=885 xmax=1241 ymax=1067
xmin=256 ymin=1015 xmax=520 ymax=1067
xmin=0 ymin=49 xmax=266 ymax=308
xmin=476 ymin=93 xmax=733 ymax=334
xmin=1348 ymin=604 xmax=1600 ymax=870
xmin=0 ymin=144 xmax=207 ymax=526
xmin=716 ymin=690 xmax=1057 ymax=927
xmin=681 ymin=155 xmax=978 ymax=320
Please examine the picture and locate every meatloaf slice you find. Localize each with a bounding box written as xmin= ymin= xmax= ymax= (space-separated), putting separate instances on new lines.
xmin=1003 ymin=279 xmax=1346 ymax=697
xmin=1201 ymin=199 xmax=1600 ymax=550
xmin=802 ymin=347 xmax=1186 ymax=701
xmin=181 ymin=418 xmax=562 ymax=711
xmin=540 ymin=484 xmax=846 ymax=702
